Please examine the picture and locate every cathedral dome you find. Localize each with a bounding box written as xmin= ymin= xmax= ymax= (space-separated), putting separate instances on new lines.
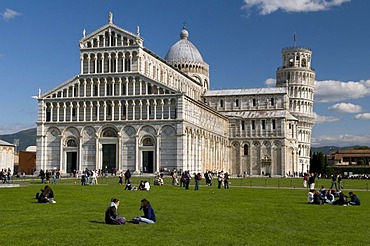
xmin=164 ymin=27 xmax=204 ymax=63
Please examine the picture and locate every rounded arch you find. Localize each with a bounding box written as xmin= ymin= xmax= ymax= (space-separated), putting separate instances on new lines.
xmin=62 ymin=126 xmax=80 ymax=139
xmin=138 ymin=125 xmax=156 ymax=136
xmin=140 ymin=135 xmax=155 ymax=146
xmin=98 ymin=124 xmax=119 ymax=138
xmin=65 ymin=138 xmax=78 ymax=147
xmin=159 ymin=124 xmax=176 ymax=136
xmin=47 ymin=127 xmax=62 ymax=138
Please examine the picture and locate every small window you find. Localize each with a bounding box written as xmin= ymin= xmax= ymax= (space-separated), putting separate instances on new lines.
xmin=243 ymin=144 xmax=249 ymax=156
xmin=252 ymin=120 xmax=255 ymax=130
xmin=253 ymin=98 xmax=256 ymax=107
xmin=46 ymin=111 xmax=51 ymax=122
xmin=107 ymin=84 xmax=113 ymax=96
xmin=147 ymin=84 xmax=152 ymax=94
xmin=220 ymin=99 xmax=224 ymax=107
xmin=272 ymin=120 xmax=276 ymax=130
xmin=143 ymin=137 xmax=154 ymax=146
xmin=262 ymin=120 xmax=266 ymax=130
xmin=67 ymin=139 xmax=77 ymax=147
xmin=125 ymin=58 xmax=131 ymax=71
xmin=235 ymin=99 xmax=239 ymax=107
xmin=72 ymin=108 xmax=76 ymax=117
xmin=103 ymin=129 xmax=117 ymax=137
xmin=302 ymin=58 xmax=307 ymax=67
xmin=94 ymin=85 xmax=98 ymax=96
xmin=107 ymin=104 xmax=112 ymax=116
xmin=289 ymin=58 xmax=294 ymax=67
xmin=271 ymin=98 xmax=275 ymax=106
xmin=241 ymin=121 xmax=245 ymax=130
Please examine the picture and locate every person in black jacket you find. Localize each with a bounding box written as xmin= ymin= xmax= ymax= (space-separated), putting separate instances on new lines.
xmin=124 ymin=169 xmax=131 ymax=184
xmin=348 ymin=192 xmax=360 ymax=206
xmin=105 ymin=198 xmax=126 ymax=225
xmin=37 ymin=185 xmax=56 ymax=203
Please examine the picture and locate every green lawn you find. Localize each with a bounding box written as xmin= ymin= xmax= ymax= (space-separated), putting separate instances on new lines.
xmin=1 ymin=176 xmax=370 ymax=245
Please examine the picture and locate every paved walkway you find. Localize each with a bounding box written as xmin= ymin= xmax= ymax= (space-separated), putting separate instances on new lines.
xmin=0 ymin=184 xmax=20 ymax=188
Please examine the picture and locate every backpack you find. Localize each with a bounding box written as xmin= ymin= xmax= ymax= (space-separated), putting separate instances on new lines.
xmin=197 ymin=175 xmax=202 ymax=181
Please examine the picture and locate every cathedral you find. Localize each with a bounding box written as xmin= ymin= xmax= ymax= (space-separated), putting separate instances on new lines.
xmin=36 ymin=13 xmax=315 ymax=177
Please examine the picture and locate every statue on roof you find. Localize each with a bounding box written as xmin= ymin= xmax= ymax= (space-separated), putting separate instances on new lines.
xmin=82 ymin=28 xmax=86 ymax=38
xmin=109 ymin=12 xmax=113 ymax=24
xmin=137 ymin=25 xmax=140 ymax=37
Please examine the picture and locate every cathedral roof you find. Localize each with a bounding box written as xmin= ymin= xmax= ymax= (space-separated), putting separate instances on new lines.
xmin=164 ymin=27 xmax=204 ymax=63
xmin=0 ymin=139 xmax=14 ymax=146
xmin=204 ymin=87 xmax=286 ymax=96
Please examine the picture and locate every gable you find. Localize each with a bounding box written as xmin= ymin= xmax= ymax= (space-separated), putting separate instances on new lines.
xmin=42 ymin=76 xmax=80 ymax=99
xmin=41 ymin=73 xmax=182 ymax=100
xmin=79 ymin=23 xmax=143 ymax=49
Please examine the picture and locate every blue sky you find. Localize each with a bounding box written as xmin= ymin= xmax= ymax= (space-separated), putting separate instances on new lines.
xmin=1 ymin=0 xmax=369 ymax=147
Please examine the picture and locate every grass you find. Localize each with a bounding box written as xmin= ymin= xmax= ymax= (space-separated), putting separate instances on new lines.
xmin=2 ymin=176 xmax=370 ymax=245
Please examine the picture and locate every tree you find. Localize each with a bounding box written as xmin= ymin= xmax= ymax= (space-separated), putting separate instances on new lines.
xmin=310 ymin=152 xmax=326 ymax=174
xmin=357 ymin=159 xmax=365 ymax=165
xmin=353 ymin=146 xmax=370 ymax=150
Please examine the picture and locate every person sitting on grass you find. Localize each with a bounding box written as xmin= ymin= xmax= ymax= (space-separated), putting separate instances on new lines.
xmin=131 ymin=198 xmax=156 ymax=224
xmin=125 ymin=179 xmax=133 ymax=190
xmin=348 ymin=192 xmax=360 ymax=206
xmin=332 ymin=192 xmax=348 ymax=206
xmin=105 ymin=198 xmax=126 ymax=225
xmin=307 ymin=189 xmax=314 ymax=203
xmin=325 ymin=190 xmax=335 ymax=204
xmin=138 ymin=180 xmax=145 ymax=190
xmin=138 ymin=181 xmax=150 ymax=191
xmin=37 ymin=185 xmax=56 ymax=203
xmin=312 ymin=190 xmax=322 ymax=204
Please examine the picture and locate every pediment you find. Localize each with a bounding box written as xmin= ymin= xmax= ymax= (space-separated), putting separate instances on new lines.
xmin=42 ymin=76 xmax=80 ymax=99
xmin=79 ymin=23 xmax=143 ymax=49
xmin=41 ymin=73 xmax=182 ymax=100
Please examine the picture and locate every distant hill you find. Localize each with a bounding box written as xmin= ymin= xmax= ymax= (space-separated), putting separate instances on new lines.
xmin=0 ymin=128 xmax=36 ymax=151
xmin=311 ymin=145 xmax=369 ymax=155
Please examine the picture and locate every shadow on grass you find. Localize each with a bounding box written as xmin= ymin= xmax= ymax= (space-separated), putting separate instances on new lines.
xmin=90 ymin=220 xmax=106 ymax=224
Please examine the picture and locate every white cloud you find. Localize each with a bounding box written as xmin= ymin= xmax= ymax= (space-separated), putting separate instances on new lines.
xmin=315 ymin=79 xmax=370 ymax=103
xmin=264 ymin=78 xmax=276 ymax=87
xmin=242 ymin=0 xmax=350 ymax=15
xmin=354 ymin=113 xmax=370 ymax=120
xmin=2 ymin=8 xmax=21 ymax=21
xmin=328 ymin=103 xmax=362 ymax=113
xmin=313 ymin=113 xmax=339 ymax=124
xmin=312 ymin=133 xmax=370 ymax=147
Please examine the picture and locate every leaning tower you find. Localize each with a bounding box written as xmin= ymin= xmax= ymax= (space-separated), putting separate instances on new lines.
xmin=276 ymin=47 xmax=315 ymax=174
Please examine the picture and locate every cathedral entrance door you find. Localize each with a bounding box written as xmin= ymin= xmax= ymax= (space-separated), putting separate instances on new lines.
xmin=142 ymin=151 xmax=154 ymax=173
xmin=66 ymin=152 xmax=77 ymax=173
xmin=102 ymin=144 xmax=116 ymax=174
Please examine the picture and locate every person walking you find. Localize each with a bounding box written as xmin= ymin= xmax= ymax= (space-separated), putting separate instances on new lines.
xmin=330 ymin=174 xmax=338 ymax=190
xmin=194 ymin=173 xmax=201 ymax=191
xmin=224 ymin=172 xmax=229 ymax=189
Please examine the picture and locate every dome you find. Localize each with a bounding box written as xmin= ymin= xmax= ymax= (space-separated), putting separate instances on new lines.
xmin=164 ymin=27 xmax=204 ymax=63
